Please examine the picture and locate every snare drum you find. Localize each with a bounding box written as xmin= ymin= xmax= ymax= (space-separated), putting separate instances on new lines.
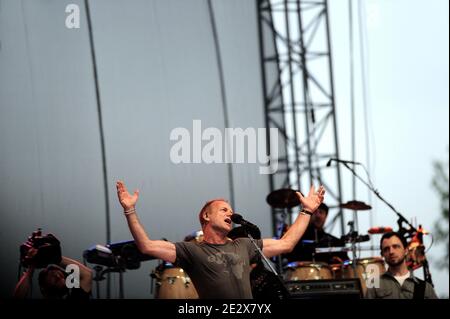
xmin=153 ymin=264 xmax=199 ymax=299
xmin=284 ymin=261 xmax=333 ymax=281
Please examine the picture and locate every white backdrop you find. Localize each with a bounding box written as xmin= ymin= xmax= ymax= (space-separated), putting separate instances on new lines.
xmin=0 ymin=0 xmax=278 ymax=298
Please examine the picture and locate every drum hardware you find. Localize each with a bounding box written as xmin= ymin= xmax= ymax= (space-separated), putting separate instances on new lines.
xmin=84 ymin=240 xmax=156 ymax=299
xmin=341 ymin=232 xmax=370 ymax=244
xmin=332 ymin=157 xmax=434 ymax=285
xmin=150 ymin=265 xmax=162 ymax=295
xmin=345 ymin=221 xmax=361 ymax=273
xmin=266 ymin=188 xmax=304 ymax=274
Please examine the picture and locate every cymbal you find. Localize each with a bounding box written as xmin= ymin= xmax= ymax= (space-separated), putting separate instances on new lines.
xmin=340 ymin=200 xmax=372 ymax=210
xmin=266 ymin=189 xmax=301 ymax=208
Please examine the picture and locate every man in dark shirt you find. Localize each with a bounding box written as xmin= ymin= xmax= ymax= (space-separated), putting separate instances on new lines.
xmin=116 ymin=180 xmax=325 ymax=299
xmin=285 ymin=203 xmax=349 ymax=264
xmin=14 ymin=249 xmax=92 ymax=299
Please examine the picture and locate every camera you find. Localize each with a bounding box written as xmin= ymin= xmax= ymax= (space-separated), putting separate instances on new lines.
xmin=20 ymin=228 xmax=62 ymax=268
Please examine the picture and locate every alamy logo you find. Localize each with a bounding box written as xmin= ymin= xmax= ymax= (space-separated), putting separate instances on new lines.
xmin=65 ymin=264 xmax=80 ymax=288
xmin=364 ymin=264 xmax=381 ymax=289
xmin=65 ymin=4 xmax=80 ymax=29
xmin=169 ymin=120 xmax=279 ymax=174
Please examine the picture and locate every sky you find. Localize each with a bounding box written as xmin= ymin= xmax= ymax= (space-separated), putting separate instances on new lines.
xmin=327 ymin=0 xmax=449 ymax=296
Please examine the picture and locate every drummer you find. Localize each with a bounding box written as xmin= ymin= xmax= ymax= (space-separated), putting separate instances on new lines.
xmin=284 ymin=203 xmax=349 ymax=264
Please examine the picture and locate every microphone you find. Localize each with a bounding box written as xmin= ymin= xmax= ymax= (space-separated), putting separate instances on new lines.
xmin=326 ymin=158 xmax=362 ymax=166
xmin=326 ymin=158 xmax=332 ymax=167
xmin=231 ymin=214 xmax=260 ymax=233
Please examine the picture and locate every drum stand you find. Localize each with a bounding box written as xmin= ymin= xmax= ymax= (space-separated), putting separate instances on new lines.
xmin=91 ymin=259 xmax=126 ymax=299
xmin=274 ymin=208 xmax=290 ymax=274
xmin=347 ymin=221 xmax=359 ymax=272
xmin=92 ymin=265 xmax=105 ymax=299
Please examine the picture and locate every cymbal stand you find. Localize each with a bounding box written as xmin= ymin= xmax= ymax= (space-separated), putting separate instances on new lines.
xmin=347 ymin=221 xmax=358 ymax=272
xmin=336 ymin=161 xmax=431 ymax=281
xmin=274 ymin=208 xmax=289 ymax=273
xmin=338 ymin=161 xmax=417 ymax=235
xmin=92 ymin=265 xmax=105 ymax=299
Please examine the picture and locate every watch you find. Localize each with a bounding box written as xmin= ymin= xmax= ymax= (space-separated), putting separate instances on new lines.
xmin=300 ymin=209 xmax=313 ymax=216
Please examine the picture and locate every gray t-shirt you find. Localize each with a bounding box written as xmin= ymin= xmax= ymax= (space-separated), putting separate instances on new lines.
xmin=174 ymin=238 xmax=263 ymax=299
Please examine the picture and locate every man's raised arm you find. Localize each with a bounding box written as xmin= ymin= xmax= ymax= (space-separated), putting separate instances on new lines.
xmin=116 ymin=180 xmax=176 ymax=263
xmin=262 ymin=185 xmax=325 ymax=258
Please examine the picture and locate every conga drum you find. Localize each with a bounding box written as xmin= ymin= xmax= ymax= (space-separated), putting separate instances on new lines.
xmin=284 ymin=261 xmax=333 ymax=281
xmin=153 ymin=263 xmax=198 ymax=299
xmin=331 ymin=257 xmax=385 ymax=295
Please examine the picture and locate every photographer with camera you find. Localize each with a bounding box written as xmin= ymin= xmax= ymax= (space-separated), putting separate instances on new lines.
xmin=13 ymin=230 xmax=92 ymax=299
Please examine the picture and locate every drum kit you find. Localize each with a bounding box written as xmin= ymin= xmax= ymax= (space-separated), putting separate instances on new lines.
xmin=283 ymin=258 xmax=385 ymax=295
xmin=267 ymin=189 xmax=385 ymax=296
xmin=269 ymin=189 xmax=432 ymax=297
xmin=151 ymin=188 xmax=430 ymax=299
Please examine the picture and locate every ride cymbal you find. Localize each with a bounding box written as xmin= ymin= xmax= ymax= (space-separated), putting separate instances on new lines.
xmin=266 ymin=189 xmax=301 ymax=208
xmin=340 ymin=200 xmax=372 ymax=210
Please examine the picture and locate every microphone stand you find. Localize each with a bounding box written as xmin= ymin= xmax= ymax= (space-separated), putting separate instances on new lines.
xmin=246 ymin=232 xmax=290 ymax=299
xmin=92 ymin=265 xmax=105 ymax=299
xmin=339 ymin=161 xmax=417 ymax=233
xmin=337 ymin=161 xmax=433 ymax=285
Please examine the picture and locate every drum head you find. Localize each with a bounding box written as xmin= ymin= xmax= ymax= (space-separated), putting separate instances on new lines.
xmin=284 ymin=261 xmax=332 ymax=281
xmin=154 ymin=267 xmax=199 ymax=299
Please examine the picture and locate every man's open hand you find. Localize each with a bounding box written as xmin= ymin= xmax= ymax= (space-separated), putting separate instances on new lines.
xmin=296 ymin=185 xmax=325 ymax=213
xmin=116 ymin=180 xmax=139 ymax=211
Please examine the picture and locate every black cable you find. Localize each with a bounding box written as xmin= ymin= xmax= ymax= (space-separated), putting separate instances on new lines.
xmin=358 ymin=0 xmax=375 ymax=244
xmin=85 ymin=0 xmax=112 ymax=298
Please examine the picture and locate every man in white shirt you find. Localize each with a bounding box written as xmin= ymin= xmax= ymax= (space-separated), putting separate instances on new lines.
xmin=366 ymin=232 xmax=438 ymax=299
